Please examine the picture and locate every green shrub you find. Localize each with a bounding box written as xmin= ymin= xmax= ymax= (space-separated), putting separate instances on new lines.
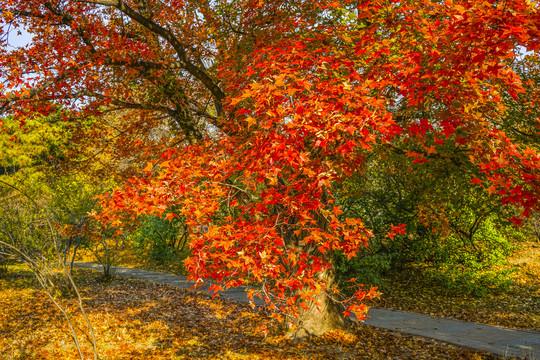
xmin=129 ymin=215 xmax=189 ymax=272
xmin=335 ymin=147 xmax=524 ymax=296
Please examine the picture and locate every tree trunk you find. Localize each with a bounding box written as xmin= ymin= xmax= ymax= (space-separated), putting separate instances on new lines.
xmin=288 ymin=269 xmax=348 ymax=338
xmin=69 ymin=238 xmax=80 ymax=274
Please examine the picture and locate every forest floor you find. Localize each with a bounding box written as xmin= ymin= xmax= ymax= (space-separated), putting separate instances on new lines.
xmin=0 ymin=266 xmax=496 ymax=360
xmin=87 ymin=241 xmax=540 ymax=331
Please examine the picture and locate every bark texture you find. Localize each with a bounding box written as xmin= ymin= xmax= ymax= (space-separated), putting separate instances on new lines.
xmin=289 ymin=269 xmax=348 ymax=338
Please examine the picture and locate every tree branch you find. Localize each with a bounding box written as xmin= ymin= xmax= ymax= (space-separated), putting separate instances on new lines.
xmin=76 ymin=0 xmax=225 ymax=115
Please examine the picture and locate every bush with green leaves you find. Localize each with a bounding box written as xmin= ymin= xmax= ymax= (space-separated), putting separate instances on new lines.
xmin=128 ymin=214 xmax=189 ymax=272
xmin=336 ymin=147 xmax=524 ymax=295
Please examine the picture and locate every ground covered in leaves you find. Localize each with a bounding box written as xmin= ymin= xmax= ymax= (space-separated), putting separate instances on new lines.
xmin=0 ymin=266 xmax=496 ymax=359
xmin=371 ymin=242 xmax=540 ymax=330
xmin=78 ymin=247 xmax=188 ymax=276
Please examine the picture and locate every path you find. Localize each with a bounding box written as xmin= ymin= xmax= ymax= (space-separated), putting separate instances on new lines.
xmin=74 ymin=262 xmax=540 ymax=359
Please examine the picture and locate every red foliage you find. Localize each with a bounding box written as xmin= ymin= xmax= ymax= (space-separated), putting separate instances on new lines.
xmin=387 ymin=224 xmax=407 ymax=241
xmin=2 ymin=0 xmax=540 ymax=324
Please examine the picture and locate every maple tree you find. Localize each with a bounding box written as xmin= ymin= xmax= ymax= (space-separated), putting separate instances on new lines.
xmin=2 ymin=0 xmax=539 ymax=335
